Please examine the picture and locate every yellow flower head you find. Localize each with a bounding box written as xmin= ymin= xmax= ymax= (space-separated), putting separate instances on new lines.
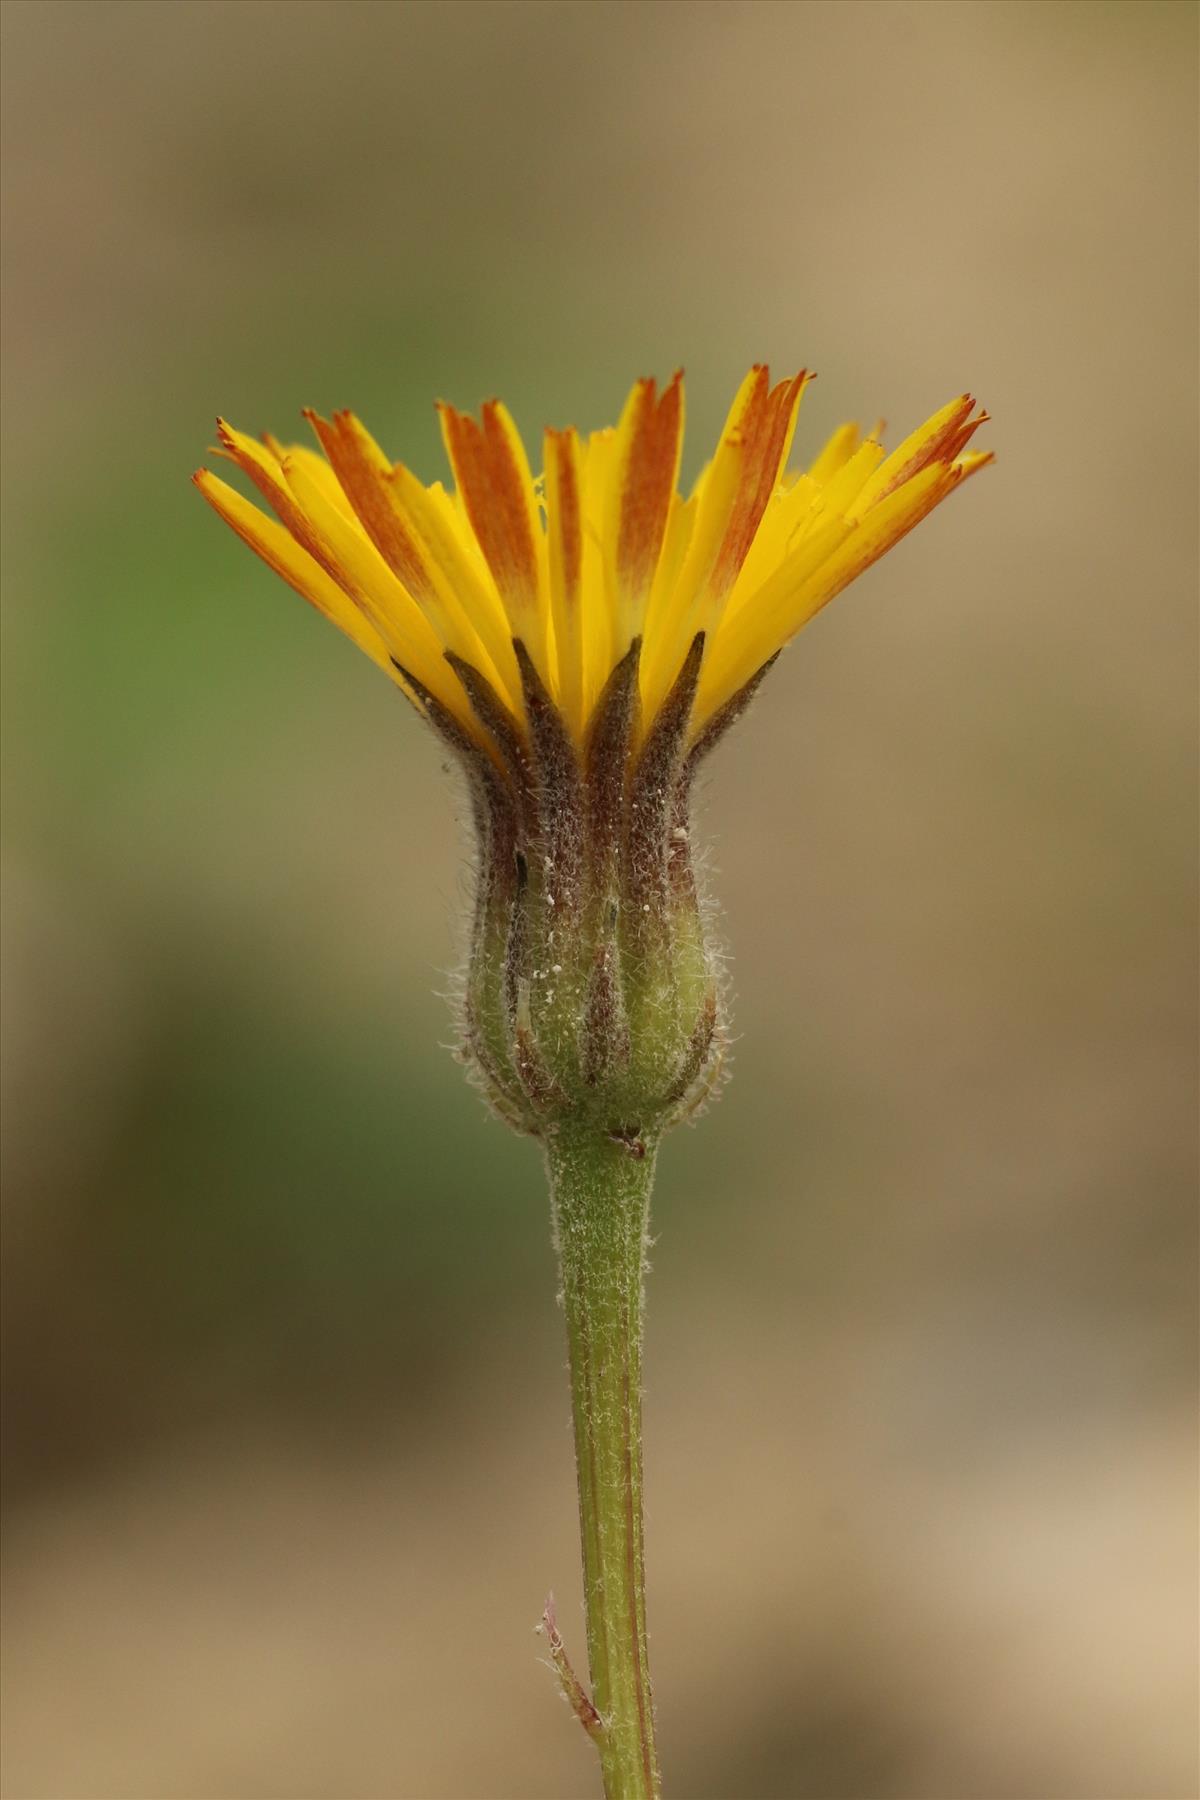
xmin=193 ymin=367 xmax=990 ymax=758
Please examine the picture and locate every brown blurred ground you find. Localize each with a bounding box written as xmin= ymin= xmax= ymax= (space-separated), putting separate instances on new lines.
xmin=1 ymin=3 xmax=1196 ymax=1797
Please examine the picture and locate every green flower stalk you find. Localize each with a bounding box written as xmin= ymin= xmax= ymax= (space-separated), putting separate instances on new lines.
xmin=195 ymin=367 xmax=990 ymax=1797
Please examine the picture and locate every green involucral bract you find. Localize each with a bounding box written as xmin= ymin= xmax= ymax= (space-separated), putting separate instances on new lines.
xmin=410 ymin=630 xmax=759 ymax=1151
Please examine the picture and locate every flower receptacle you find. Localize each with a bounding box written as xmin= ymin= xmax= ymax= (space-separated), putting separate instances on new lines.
xmin=445 ymin=633 xmax=726 ymax=1147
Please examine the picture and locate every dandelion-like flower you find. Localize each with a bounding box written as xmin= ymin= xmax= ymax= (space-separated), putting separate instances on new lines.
xmin=196 ymin=369 xmax=988 ymax=758
xmin=194 ymin=366 xmax=989 ymax=1798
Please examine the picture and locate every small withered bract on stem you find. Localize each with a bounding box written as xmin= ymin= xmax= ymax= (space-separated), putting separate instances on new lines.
xmin=195 ymin=366 xmax=990 ymax=1799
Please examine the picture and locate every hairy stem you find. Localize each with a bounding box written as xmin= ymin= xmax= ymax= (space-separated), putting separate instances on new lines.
xmin=546 ymin=1122 xmax=661 ymax=1800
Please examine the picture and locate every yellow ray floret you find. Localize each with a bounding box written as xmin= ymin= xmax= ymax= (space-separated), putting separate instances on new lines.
xmin=193 ymin=369 xmax=990 ymax=755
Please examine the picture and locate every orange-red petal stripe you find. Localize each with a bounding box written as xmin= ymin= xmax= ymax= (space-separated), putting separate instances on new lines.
xmin=438 ymin=400 xmax=541 ymax=620
xmin=708 ymin=370 xmax=808 ymax=604
xmin=546 ymin=428 xmax=583 ymax=612
xmin=304 ymin=409 xmax=437 ymax=605
xmin=214 ymin=420 xmax=338 ymax=578
xmin=615 ymin=372 xmax=684 ymax=612
xmin=853 ymin=394 xmax=981 ymax=514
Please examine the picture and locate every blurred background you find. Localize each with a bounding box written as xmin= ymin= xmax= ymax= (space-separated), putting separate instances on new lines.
xmin=2 ymin=3 xmax=1196 ymax=1796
